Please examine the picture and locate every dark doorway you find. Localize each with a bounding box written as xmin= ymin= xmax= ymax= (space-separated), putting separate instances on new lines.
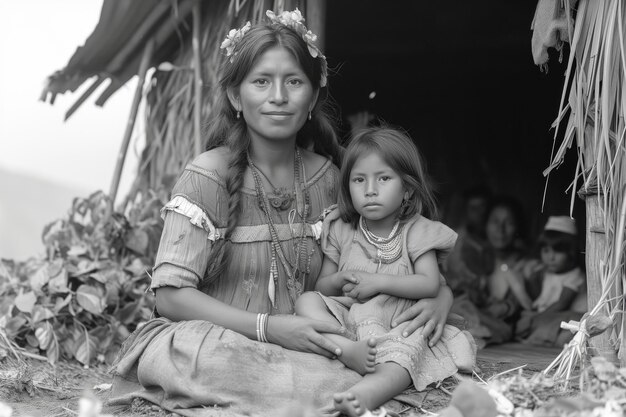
xmin=324 ymin=0 xmax=584 ymax=241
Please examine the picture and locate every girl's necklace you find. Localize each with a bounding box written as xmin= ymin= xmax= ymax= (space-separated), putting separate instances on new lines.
xmin=359 ymin=216 xmax=403 ymax=264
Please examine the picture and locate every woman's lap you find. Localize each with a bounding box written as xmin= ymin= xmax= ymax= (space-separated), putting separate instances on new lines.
xmin=109 ymin=318 xmax=362 ymax=416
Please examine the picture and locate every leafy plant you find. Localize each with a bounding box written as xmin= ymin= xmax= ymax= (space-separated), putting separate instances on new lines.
xmin=0 ymin=190 xmax=165 ymax=366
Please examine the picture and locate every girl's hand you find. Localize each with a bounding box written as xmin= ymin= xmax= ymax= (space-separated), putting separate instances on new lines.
xmin=341 ymin=272 xmax=379 ymax=301
xmin=391 ymin=285 xmax=453 ymax=346
xmin=265 ymin=314 xmax=345 ymax=358
xmin=516 ymin=258 xmax=544 ymax=279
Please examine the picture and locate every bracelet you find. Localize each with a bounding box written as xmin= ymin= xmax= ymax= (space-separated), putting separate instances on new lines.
xmin=262 ymin=313 xmax=269 ymax=343
xmin=256 ymin=313 xmax=269 ymax=342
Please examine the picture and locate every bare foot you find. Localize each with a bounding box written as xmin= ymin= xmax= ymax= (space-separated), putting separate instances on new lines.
xmin=337 ymin=338 xmax=377 ymax=375
xmin=333 ymin=392 xmax=368 ymax=417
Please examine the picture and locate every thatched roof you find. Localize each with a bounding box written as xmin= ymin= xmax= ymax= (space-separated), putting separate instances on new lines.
xmin=39 ymin=0 xmax=280 ymax=204
xmin=39 ymin=0 xmax=197 ymax=117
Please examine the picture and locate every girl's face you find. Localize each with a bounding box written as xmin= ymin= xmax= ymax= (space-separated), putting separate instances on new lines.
xmin=349 ymin=151 xmax=406 ymax=232
xmin=540 ymin=245 xmax=570 ymax=273
xmin=486 ymin=206 xmax=517 ymax=250
xmin=230 ymin=46 xmax=318 ymax=145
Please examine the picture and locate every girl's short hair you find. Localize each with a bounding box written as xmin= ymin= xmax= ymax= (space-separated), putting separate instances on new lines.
xmin=337 ymin=126 xmax=438 ymax=227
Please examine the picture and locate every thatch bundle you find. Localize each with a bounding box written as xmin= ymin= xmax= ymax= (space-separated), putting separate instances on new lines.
xmin=542 ymin=0 xmax=626 ymax=380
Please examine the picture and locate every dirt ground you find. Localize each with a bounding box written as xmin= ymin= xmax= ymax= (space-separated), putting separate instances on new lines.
xmin=0 ymin=357 xmax=177 ymax=417
xmin=0 ymin=353 xmax=551 ymax=417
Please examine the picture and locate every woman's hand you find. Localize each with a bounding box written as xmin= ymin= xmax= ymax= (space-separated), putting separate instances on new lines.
xmin=265 ymin=314 xmax=345 ymax=358
xmin=390 ymin=285 xmax=453 ymax=346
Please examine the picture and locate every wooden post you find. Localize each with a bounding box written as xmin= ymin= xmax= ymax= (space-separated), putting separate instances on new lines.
xmin=306 ymin=0 xmax=326 ymax=51
xmin=108 ymin=39 xmax=155 ymax=208
xmin=583 ymin=129 xmax=619 ymax=363
xmin=192 ymin=0 xmax=203 ymax=157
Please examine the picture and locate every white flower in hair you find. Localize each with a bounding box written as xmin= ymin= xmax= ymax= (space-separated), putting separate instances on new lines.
xmin=220 ymin=9 xmax=327 ymax=86
xmin=266 ymin=8 xmax=324 ymax=61
xmin=220 ymin=21 xmax=251 ymax=61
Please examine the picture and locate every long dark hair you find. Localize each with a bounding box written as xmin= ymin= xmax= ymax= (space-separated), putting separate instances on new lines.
xmin=337 ymin=126 xmax=438 ymax=228
xmin=200 ymin=21 xmax=342 ymax=288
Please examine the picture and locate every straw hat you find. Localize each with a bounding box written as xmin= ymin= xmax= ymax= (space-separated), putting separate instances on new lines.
xmin=544 ymin=216 xmax=577 ymax=235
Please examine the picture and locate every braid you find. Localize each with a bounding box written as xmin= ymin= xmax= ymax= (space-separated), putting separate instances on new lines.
xmin=199 ymin=120 xmax=249 ymax=291
xmin=224 ymin=122 xmax=250 ymax=235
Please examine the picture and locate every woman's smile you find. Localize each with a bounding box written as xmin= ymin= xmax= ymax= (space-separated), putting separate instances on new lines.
xmin=262 ymin=111 xmax=294 ymax=120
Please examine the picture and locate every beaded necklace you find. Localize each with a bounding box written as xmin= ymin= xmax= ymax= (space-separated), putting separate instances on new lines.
xmin=249 ymin=164 xmax=294 ymax=211
xmin=359 ymin=216 xmax=403 ymax=264
xmin=248 ymin=148 xmax=312 ymax=308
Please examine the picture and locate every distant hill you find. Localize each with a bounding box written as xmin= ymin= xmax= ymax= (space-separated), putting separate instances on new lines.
xmin=0 ymin=168 xmax=94 ymax=261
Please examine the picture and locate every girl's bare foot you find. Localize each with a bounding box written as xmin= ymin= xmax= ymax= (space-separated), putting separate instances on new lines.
xmin=337 ymin=338 xmax=377 ymax=375
xmin=333 ymin=392 xmax=368 ymax=417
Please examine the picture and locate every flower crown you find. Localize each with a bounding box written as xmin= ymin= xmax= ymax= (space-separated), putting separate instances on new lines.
xmin=220 ymin=8 xmax=327 ymax=87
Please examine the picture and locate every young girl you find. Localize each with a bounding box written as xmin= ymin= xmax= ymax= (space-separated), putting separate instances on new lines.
xmin=294 ymin=127 xmax=476 ymax=417
xmin=516 ymin=216 xmax=587 ymax=346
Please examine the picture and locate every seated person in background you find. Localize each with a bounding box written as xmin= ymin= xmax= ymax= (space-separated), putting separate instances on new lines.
xmin=516 ymin=215 xmax=587 ymax=346
xmin=444 ymin=185 xmax=492 ymax=294
xmin=451 ymin=195 xmax=534 ymax=347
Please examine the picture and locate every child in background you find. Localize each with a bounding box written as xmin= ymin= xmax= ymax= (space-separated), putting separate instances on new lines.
xmin=516 ymin=215 xmax=587 ymax=346
xmin=294 ymin=126 xmax=476 ymax=417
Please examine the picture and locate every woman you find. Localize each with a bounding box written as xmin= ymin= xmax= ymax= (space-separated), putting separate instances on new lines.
xmin=109 ymin=9 xmax=455 ymax=416
xmin=451 ymin=195 xmax=532 ymax=347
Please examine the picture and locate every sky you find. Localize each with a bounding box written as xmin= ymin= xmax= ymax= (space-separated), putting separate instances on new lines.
xmin=0 ymin=1 xmax=143 ymax=260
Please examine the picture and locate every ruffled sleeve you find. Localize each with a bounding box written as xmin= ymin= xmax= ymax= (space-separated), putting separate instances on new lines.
xmin=319 ymin=205 xmax=345 ymax=265
xmin=160 ymin=196 xmax=222 ymax=242
xmin=151 ymin=166 xmax=226 ymax=291
xmin=405 ymin=216 xmax=458 ymax=266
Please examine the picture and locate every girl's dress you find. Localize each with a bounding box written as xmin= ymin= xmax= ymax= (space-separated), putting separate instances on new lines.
xmin=518 ymin=267 xmax=587 ymax=346
xmin=317 ymin=208 xmax=476 ymax=391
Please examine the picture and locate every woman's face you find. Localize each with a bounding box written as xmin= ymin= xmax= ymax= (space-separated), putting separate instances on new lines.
xmin=486 ymin=206 xmax=517 ymax=250
xmin=230 ymin=46 xmax=318 ymax=144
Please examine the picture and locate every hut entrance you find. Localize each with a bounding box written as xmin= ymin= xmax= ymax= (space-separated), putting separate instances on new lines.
xmin=324 ymin=0 xmax=584 ymax=235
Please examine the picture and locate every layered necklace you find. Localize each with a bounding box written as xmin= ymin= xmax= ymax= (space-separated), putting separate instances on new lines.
xmin=359 ymin=216 xmax=403 ymax=264
xmin=248 ymin=148 xmax=313 ymax=308
xmin=249 ymin=166 xmax=294 ymax=211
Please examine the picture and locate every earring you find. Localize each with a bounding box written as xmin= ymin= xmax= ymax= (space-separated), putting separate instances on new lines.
xmin=308 ymin=111 xmax=312 ymax=121
xmin=400 ymin=197 xmax=409 ymax=214
xmin=236 ymin=110 xmax=241 ymax=119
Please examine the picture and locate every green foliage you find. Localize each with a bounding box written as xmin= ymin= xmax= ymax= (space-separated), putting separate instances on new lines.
xmin=0 ymin=190 xmax=165 ymax=366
